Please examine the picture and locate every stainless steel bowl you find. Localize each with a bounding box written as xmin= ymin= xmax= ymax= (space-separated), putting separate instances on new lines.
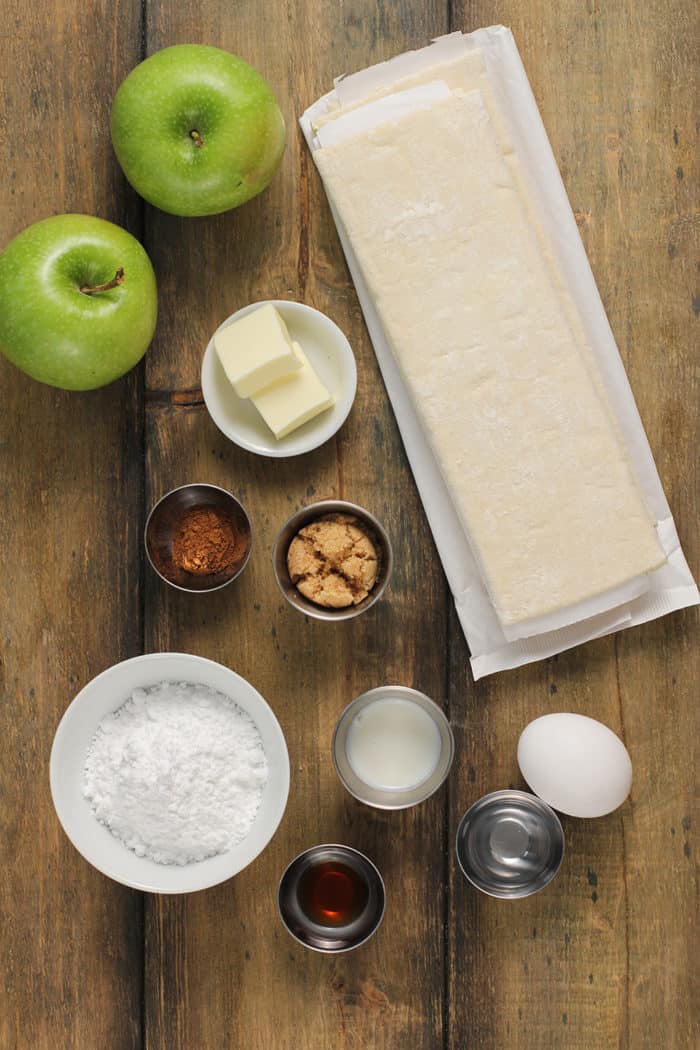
xmin=455 ymin=790 xmax=565 ymax=899
xmin=272 ymin=499 xmax=393 ymax=621
xmin=145 ymin=483 xmax=252 ymax=593
xmin=277 ymin=844 xmax=386 ymax=953
xmin=332 ymin=685 xmax=454 ymax=810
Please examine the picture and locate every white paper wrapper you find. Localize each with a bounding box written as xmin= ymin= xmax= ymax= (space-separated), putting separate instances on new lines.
xmin=300 ymin=26 xmax=698 ymax=678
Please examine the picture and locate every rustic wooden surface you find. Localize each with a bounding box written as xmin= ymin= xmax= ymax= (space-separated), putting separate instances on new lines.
xmin=1 ymin=1 xmax=697 ymax=1048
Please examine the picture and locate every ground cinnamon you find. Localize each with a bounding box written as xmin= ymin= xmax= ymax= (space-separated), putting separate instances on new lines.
xmin=172 ymin=505 xmax=240 ymax=576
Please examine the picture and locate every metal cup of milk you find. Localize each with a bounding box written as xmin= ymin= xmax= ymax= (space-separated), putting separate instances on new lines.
xmin=332 ymin=685 xmax=454 ymax=809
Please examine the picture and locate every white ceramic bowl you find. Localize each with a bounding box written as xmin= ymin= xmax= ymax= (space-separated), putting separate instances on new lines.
xmin=201 ymin=299 xmax=357 ymax=457
xmin=50 ymin=653 xmax=290 ymax=894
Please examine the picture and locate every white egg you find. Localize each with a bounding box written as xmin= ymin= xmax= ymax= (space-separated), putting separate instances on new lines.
xmin=517 ymin=713 xmax=632 ymax=818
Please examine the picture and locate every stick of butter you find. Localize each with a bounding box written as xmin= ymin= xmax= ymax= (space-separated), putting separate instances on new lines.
xmin=215 ymin=304 xmax=301 ymax=398
xmin=251 ymin=341 xmax=334 ymax=439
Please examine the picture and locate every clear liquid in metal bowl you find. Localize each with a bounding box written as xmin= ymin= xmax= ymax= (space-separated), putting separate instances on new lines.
xmin=456 ymin=790 xmax=565 ymax=899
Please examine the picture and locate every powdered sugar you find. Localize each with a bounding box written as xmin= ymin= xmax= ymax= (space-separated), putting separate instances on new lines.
xmin=83 ymin=681 xmax=268 ymax=866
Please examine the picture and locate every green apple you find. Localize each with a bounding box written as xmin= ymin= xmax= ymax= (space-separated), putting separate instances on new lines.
xmin=0 ymin=214 xmax=157 ymax=390
xmin=110 ymin=44 xmax=286 ymax=217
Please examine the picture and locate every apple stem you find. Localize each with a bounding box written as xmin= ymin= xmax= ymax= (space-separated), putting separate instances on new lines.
xmin=190 ymin=129 xmax=204 ymax=148
xmin=80 ymin=268 xmax=125 ymax=295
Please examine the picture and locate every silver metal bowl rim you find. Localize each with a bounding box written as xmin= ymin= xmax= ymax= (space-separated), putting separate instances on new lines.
xmin=144 ymin=482 xmax=253 ymax=594
xmin=455 ymin=789 xmax=565 ymax=899
xmin=276 ymin=843 xmax=387 ymax=954
xmin=331 ymin=685 xmax=455 ymax=810
xmin=271 ymin=499 xmax=393 ymax=621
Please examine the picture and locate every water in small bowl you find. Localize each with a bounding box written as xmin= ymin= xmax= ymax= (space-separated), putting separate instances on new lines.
xmin=456 ymin=790 xmax=564 ymax=899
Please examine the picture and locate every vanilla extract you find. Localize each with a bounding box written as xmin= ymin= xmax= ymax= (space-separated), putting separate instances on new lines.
xmin=277 ymin=844 xmax=385 ymax=952
xmin=298 ymin=859 xmax=369 ymax=927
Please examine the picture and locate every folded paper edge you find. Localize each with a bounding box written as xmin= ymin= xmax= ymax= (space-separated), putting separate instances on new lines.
xmin=299 ymin=28 xmax=699 ymax=676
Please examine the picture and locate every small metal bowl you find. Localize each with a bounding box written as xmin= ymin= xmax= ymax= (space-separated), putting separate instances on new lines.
xmin=272 ymin=499 xmax=393 ymax=622
xmin=332 ymin=686 xmax=454 ymax=810
xmin=277 ymin=844 xmax=386 ymax=953
xmin=456 ymin=790 xmax=565 ymax=899
xmin=145 ymin=483 xmax=252 ymax=593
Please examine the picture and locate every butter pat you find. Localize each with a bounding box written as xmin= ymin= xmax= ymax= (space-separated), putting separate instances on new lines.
xmin=215 ymin=304 xmax=300 ymax=398
xmin=252 ymin=341 xmax=334 ymax=439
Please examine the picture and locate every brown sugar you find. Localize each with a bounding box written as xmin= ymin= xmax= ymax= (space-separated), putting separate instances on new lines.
xmin=286 ymin=513 xmax=379 ymax=609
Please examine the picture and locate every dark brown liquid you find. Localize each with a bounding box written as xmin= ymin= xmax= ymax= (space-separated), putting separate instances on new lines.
xmin=297 ymin=861 xmax=370 ymax=927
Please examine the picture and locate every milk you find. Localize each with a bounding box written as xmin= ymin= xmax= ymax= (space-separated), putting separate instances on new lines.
xmin=346 ymin=697 xmax=442 ymax=791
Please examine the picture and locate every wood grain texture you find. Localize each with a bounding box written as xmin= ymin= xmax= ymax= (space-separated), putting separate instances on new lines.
xmin=142 ymin=3 xmax=450 ymax=1047
xmin=0 ymin=2 xmax=144 ymax=1049
xmin=1 ymin=1 xmax=697 ymax=1049
xmin=450 ymin=2 xmax=699 ymax=1048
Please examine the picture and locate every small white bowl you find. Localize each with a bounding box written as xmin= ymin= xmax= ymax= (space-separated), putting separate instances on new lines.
xmin=201 ymin=299 xmax=357 ymax=458
xmin=50 ymin=653 xmax=290 ymax=894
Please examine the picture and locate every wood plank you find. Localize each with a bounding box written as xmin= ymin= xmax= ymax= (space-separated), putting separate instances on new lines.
xmin=0 ymin=2 xmax=145 ymax=1048
xmin=141 ymin=2 xmax=449 ymax=1048
xmin=3 ymin=3 xmax=695 ymax=1049
xmin=449 ymin=2 xmax=699 ymax=1048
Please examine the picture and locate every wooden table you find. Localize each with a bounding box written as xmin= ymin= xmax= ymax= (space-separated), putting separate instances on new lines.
xmin=1 ymin=2 xmax=697 ymax=1048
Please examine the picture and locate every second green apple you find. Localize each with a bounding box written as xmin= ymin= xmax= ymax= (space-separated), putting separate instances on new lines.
xmin=111 ymin=44 xmax=286 ymax=217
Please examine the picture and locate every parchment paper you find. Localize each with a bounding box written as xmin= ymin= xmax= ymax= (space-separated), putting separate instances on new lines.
xmin=300 ymin=27 xmax=698 ymax=678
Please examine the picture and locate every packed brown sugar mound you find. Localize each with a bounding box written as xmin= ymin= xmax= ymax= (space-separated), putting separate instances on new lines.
xmin=287 ymin=513 xmax=379 ymax=608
